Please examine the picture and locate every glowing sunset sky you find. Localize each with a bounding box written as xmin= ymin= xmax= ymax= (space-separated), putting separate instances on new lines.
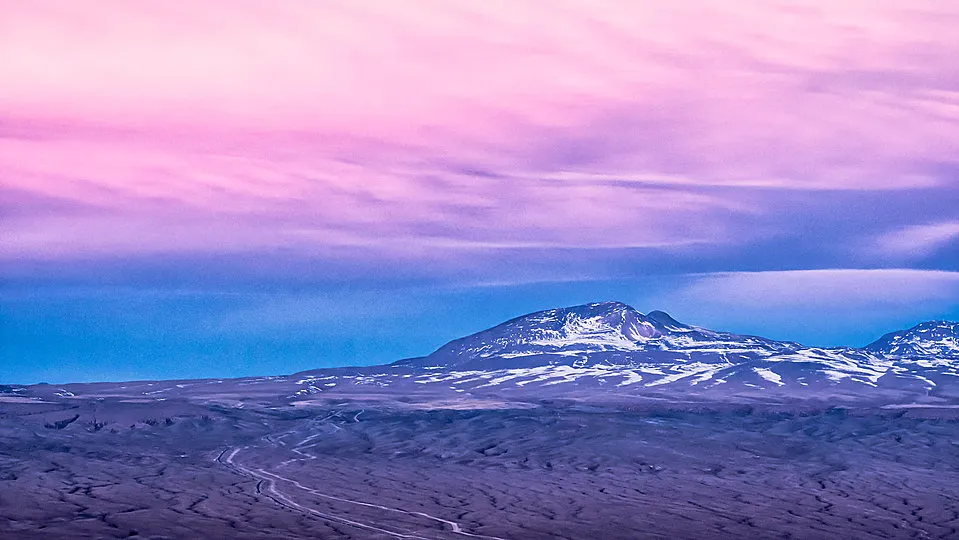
xmin=2 ymin=1 xmax=958 ymax=383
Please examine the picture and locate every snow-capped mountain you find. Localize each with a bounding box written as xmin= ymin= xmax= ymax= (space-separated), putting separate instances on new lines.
xmin=865 ymin=321 xmax=959 ymax=361
xmin=388 ymin=302 xmax=959 ymax=395
xmin=399 ymin=302 xmax=797 ymax=370
xmin=21 ymin=301 xmax=958 ymax=405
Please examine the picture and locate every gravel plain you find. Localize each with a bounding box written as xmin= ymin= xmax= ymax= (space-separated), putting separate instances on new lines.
xmin=1 ymin=383 xmax=958 ymax=539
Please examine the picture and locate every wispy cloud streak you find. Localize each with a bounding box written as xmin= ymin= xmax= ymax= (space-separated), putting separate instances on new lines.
xmin=1 ymin=1 xmax=958 ymax=263
xmin=874 ymin=221 xmax=959 ymax=259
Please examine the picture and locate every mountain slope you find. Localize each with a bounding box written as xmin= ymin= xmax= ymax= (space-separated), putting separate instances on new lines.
xmin=865 ymin=321 xmax=959 ymax=362
xmin=16 ymin=302 xmax=958 ymax=406
xmin=400 ymin=301 xmax=798 ymax=370
xmin=391 ymin=302 xmax=959 ymax=395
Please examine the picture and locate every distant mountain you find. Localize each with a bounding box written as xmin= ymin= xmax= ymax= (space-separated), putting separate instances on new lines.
xmin=391 ymin=302 xmax=959 ymax=395
xmin=399 ymin=301 xmax=797 ymax=370
xmin=865 ymin=321 xmax=959 ymax=361
xmin=19 ymin=301 xmax=957 ymax=405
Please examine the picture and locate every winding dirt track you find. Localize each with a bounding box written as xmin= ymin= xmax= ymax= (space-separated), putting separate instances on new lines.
xmin=216 ymin=425 xmax=509 ymax=540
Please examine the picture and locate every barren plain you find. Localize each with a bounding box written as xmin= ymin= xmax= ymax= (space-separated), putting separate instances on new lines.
xmin=1 ymin=382 xmax=958 ymax=539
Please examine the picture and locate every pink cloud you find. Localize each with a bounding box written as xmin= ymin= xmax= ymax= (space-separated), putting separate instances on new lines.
xmin=0 ymin=139 xmax=752 ymax=257
xmin=1 ymin=1 xmax=958 ymax=259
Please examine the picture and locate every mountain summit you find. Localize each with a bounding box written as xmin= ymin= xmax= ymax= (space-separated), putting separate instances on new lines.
xmin=403 ymin=301 xmax=797 ymax=370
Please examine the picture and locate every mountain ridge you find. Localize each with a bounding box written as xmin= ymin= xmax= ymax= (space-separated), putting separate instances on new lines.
xmin=388 ymin=301 xmax=958 ymax=395
xmin=404 ymin=301 xmax=956 ymax=360
xmin=12 ymin=301 xmax=959 ymax=403
xmin=865 ymin=320 xmax=959 ymax=360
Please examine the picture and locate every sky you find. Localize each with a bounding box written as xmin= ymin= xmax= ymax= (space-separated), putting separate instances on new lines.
xmin=1 ymin=0 xmax=958 ymax=383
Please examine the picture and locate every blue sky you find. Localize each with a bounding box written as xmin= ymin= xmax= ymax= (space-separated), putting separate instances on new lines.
xmin=2 ymin=1 xmax=959 ymax=383
xmin=3 ymin=260 xmax=958 ymax=384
